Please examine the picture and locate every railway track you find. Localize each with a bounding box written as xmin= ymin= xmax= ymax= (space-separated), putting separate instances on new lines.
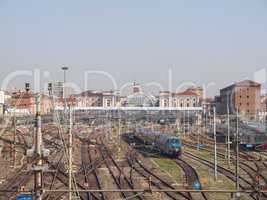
xmin=99 ymin=144 xmax=145 ymax=200
xmin=184 ymin=140 xmax=267 ymax=187
xmin=42 ymin=127 xmax=99 ymax=200
xmin=126 ymin=155 xmax=193 ymax=200
xmin=175 ymin=158 xmax=208 ymax=200
xmin=81 ymin=142 xmax=106 ymax=200
xmin=46 ymin=158 xmax=101 ymax=200
xmin=123 ymin=132 xmax=207 ymax=200
xmin=123 ymin=138 xmax=196 ymax=200
xmin=187 ymin=133 xmax=266 ymax=162
xmin=0 ymin=163 xmax=33 ymax=200
xmin=183 ymin=151 xmax=261 ymax=200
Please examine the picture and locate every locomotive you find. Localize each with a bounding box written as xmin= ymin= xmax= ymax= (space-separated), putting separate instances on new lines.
xmin=134 ymin=128 xmax=182 ymax=157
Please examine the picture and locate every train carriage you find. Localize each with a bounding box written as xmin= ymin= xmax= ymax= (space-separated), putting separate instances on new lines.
xmin=239 ymin=134 xmax=267 ymax=151
xmin=134 ymin=128 xmax=182 ymax=157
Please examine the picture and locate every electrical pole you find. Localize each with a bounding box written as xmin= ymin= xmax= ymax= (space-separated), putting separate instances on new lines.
xmin=187 ymin=110 xmax=190 ymax=135
xmin=48 ymin=82 xmax=56 ymax=123
xmin=227 ymin=97 xmax=231 ymax=168
xmin=183 ymin=110 xmax=186 ymax=137
xmin=235 ymin=108 xmax=240 ymax=199
xmin=213 ymin=106 xmax=218 ymax=181
xmin=35 ymin=94 xmax=43 ymax=200
xmin=13 ymin=114 xmax=16 ymax=168
xmin=68 ymin=105 xmax=73 ymax=200
xmin=118 ymin=107 xmax=122 ymax=154
xmin=197 ymin=112 xmax=200 ymax=151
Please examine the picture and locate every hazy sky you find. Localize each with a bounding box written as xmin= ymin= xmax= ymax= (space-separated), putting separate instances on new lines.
xmin=0 ymin=0 xmax=267 ymax=96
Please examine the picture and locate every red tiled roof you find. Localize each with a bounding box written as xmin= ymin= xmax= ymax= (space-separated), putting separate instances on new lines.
xmin=76 ymin=90 xmax=103 ymax=97
xmin=221 ymin=80 xmax=261 ymax=91
xmin=235 ymin=80 xmax=261 ymax=87
xmin=174 ymin=90 xmax=198 ymax=96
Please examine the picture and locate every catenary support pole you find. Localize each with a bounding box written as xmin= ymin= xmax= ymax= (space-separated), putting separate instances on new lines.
xmin=227 ymin=97 xmax=231 ymax=168
xmin=236 ymin=108 xmax=240 ymax=199
xmin=69 ymin=105 xmax=73 ymax=200
xmin=213 ymin=106 xmax=217 ymax=181
xmin=35 ymin=94 xmax=43 ymax=200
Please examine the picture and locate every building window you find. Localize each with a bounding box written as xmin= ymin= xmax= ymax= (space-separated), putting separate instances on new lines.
xmin=187 ymin=103 xmax=189 ymax=107
xmin=107 ymin=100 xmax=111 ymax=107
xmin=247 ymin=103 xmax=249 ymax=106
xmin=240 ymin=103 xmax=242 ymax=106
xmin=193 ymin=103 xmax=196 ymax=107
xmin=240 ymin=96 xmax=242 ymax=98
xmin=180 ymin=103 xmax=183 ymax=107
xmin=164 ymin=99 xmax=167 ymax=107
xmin=247 ymin=110 xmax=249 ymax=113
xmin=247 ymin=95 xmax=249 ymax=98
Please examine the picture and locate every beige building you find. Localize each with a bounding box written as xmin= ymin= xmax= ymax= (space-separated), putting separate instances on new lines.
xmin=102 ymin=91 xmax=116 ymax=107
xmin=159 ymin=90 xmax=200 ymax=108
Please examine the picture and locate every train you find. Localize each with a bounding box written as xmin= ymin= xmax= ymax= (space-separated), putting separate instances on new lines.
xmin=134 ymin=128 xmax=182 ymax=157
xmin=238 ymin=134 xmax=267 ymax=151
xmin=212 ymin=122 xmax=267 ymax=151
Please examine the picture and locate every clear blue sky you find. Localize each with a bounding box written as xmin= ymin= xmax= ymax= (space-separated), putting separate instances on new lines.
xmin=0 ymin=0 xmax=267 ymax=96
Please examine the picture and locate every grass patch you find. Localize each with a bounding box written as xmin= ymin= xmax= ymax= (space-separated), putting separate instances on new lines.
xmin=152 ymin=157 xmax=183 ymax=184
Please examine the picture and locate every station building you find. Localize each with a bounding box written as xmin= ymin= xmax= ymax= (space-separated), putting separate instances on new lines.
xmin=159 ymin=89 xmax=201 ymax=108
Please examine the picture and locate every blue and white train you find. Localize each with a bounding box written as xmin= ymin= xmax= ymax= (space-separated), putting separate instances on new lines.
xmin=134 ymin=128 xmax=182 ymax=157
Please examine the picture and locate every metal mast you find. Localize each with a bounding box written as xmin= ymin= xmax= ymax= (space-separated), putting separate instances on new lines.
xmin=35 ymin=94 xmax=43 ymax=200
xmin=236 ymin=108 xmax=240 ymax=199
xmin=227 ymin=97 xmax=231 ymax=167
xmin=213 ymin=106 xmax=217 ymax=181
xmin=13 ymin=115 xmax=16 ymax=168
xmin=68 ymin=105 xmax=73 ymax=200
xmin=197 ymin=112 xmax=200 ymax=151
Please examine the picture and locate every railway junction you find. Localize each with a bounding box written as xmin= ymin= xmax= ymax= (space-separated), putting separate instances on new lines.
xmin=0 ymin=98 xmax=267 ymax=200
